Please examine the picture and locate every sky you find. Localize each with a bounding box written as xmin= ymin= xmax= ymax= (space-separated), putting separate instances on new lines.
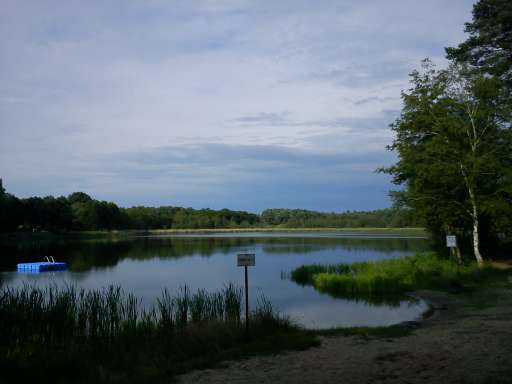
xmin=0 ymin=0 xmax=475 ymax=212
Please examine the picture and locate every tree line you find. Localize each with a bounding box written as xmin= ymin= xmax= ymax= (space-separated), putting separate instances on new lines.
xmin=0 ymin=186 xmax=259 ymax=232
xmin=383 ymin=0 xmax=512 ymax=262
xmin=0 ymin=182 xmax=420 ymax=233
xmin=260 ymin=208 xmax=422 ymax=228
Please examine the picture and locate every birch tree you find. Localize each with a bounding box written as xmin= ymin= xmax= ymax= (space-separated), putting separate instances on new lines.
xmin=383 ymin=60 xmax=511 ymax=265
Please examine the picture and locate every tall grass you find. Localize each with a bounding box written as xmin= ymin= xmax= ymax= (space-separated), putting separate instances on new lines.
xmin=0 ymin=283 xmax=245 ymax=347
xmin=0 ymin=283 xmax=304 ymax=384
xmin=291 ymin=252 xmax=502 ymax=300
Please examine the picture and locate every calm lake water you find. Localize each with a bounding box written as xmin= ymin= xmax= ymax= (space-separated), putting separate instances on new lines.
xmin=0 ymin=232 xmax=431 ymax=329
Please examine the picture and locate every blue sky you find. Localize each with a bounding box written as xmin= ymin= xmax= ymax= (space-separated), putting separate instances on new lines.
xmin=0 ymin=0 xmax=474 ymax=212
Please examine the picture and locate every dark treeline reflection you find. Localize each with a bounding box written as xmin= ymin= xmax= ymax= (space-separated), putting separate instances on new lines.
xmin=0 ymin=235 xmax=430 ymax=272
xmin=260 ymin=237 xmax=428 ymax=254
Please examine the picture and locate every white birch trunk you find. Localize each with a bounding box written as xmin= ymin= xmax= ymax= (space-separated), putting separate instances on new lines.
xmin=460 ymin=162 xmax=484 ymax=265
xmin=468 ymin=186 xmax=484 ymax=266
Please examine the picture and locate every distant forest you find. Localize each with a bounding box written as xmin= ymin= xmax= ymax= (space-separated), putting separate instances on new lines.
xmin=0 ymin=182 xmax=422 ymax=232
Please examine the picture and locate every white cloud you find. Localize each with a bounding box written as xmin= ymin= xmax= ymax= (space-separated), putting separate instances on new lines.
xmin=0 ymin=0 xmax=475 ymax=209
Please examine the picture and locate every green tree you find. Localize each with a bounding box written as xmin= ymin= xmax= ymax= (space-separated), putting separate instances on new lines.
xmin=446 ymin=0 xmax=512 ymax=86
xmin=70 ymin=200 xmax=99 ymax=230
xmin=0 ymin=180 xmax=22 ymax=232
xmin=383 ymin=60 xmax=511 ymax=264
xmin=68 ymin=192 xmax=93 ymax=205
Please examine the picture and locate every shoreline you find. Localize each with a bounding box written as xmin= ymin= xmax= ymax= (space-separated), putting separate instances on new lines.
xmin=146 ymin=227 xmax=428 ymax=237
xmin=0 ymin=227 xmax=428 ymax=242
xmin=406 ymin=290 xmax=450 ymax=324
xmin=178 ymin=283 xmax=512 ymax=383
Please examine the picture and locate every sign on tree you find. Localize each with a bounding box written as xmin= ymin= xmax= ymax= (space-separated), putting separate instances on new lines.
xmin=446 ymin=235 xmax=457 ymax=248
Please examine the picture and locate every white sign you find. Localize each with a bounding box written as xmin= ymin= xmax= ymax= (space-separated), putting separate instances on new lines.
xmin=237 ymin=253 xmax=255 ymax=267
xmin=446 ymin=235 xmax=457 ymax=248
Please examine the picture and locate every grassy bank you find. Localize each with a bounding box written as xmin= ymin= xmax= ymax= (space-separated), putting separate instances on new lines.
xmin=0 ymin=284 xmax=316 ymax=384
xmin=291 ymin=253 xmax=503 ymax=300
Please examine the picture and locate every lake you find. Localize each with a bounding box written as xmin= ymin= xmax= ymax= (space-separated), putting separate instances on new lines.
xmin=0 ymin=232 xmax=431 ymax=329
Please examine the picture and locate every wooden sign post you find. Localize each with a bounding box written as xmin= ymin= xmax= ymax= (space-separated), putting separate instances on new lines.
xmin=237 ymin=253 xmax=255 ymax=336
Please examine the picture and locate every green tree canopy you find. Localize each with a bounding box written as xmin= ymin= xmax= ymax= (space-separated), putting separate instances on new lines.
xmin=383 ymin=60 xmax=512 ymax=263
xmin=68 ymin=192 xmax=93 ymax=205
xmin=446 ymin=0 xmax=512 ymax=86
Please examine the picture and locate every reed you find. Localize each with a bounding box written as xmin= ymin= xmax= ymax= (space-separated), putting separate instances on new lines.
xmin=0 ymin=283 xmax=245 ymax=345
xmin=0 ymin=283 xmax=306 ymax=383
xmin=291 ymin=252 xmax=502 ymax=299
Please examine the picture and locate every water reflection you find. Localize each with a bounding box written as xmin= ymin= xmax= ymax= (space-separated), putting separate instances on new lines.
xmin=0 ymin=233 xmax=430 ymax=328
xmin=0 ymin=234 xmax=428 ymax=271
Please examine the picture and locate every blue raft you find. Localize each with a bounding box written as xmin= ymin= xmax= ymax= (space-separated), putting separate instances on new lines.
xmin=17 ymin=259 xmax=67 ymax=273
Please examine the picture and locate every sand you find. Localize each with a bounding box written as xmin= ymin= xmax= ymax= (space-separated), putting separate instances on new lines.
xmin=178 ymin=289 xmax=512 ymax=384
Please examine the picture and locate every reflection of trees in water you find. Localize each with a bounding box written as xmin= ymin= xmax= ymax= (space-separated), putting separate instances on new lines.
xmin=0 ymin=236 xmax=430 ymax=273
xmin=0 ymin=237 xmax=243 ymax=271
xmin=261 ymin=237 xmax=429 ymax=255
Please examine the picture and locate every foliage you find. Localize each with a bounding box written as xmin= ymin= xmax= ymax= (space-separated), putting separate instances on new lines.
xmin=0 ymin=284 xmax=310 ymax=383
xmin=381 ymin=0 xmax=512 ymax=260
xmin=446 ymin=0 xmax=512 ymax=87
xmin=0 ymin=184 xmax=422 ymax=232
xmin=260 ymin=207 xmax=422 ymax=228
xmin=124 ymin=206 xmax=259 ymax=229
xmin=291 ymin=253 xmax=503 ymax=300
xmin=381 ymin=60 xmax=512 ymax=260
xmin=0 ymin=188 xmax=258 ymax=232
xmin=0 ymin=193 xmax=22 ymax=233
xmin=446 ymin=0 xmax=512 ymax=253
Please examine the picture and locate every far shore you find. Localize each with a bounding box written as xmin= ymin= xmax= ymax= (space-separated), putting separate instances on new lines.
xmin=0 ymin=227 xmax=429 ymax=241
xmin=146 ymin=227 xmax=427 ymax=234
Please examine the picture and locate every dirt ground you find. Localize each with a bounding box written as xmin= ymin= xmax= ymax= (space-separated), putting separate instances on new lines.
xmin=178 ymin=288 xmax=512 ymax=384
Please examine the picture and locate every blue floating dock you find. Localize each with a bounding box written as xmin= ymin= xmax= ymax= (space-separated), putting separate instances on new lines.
xmin=17 ymin=262 xmax=67 ymax=272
